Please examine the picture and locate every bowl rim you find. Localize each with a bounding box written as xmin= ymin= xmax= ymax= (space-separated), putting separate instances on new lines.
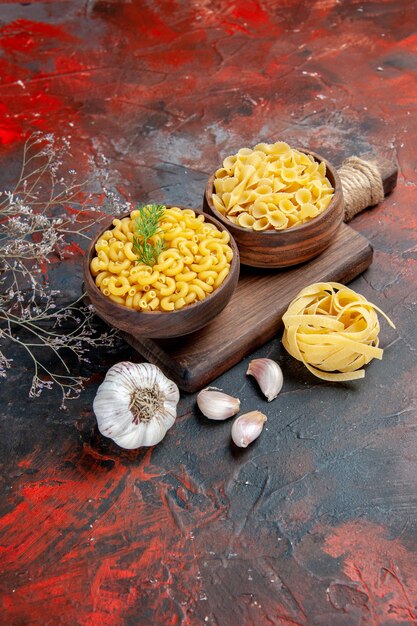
xmin=204 ymin=147 xmax=343 ymax=236
xmin=84 ymin=205 xmax=240 ymax=317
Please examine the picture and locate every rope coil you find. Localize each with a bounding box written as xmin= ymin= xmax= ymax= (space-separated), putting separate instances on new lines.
xmin=338 ymin=156 xmax=384 ymax=222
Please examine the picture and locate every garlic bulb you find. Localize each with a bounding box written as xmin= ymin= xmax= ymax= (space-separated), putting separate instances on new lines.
xmin=231 ymin=411 xmax=267 ymax=448
xmin=197 ymin=388 xmax=240 ymax=420
xmin=247 ymin=358 xmax=283 ymax=402
xmin=93 ymin=362 xmax=180 ymax=449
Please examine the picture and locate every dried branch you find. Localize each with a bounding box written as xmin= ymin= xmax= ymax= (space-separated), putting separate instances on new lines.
xmin=0 ymin=132 xmax=128 ymax=408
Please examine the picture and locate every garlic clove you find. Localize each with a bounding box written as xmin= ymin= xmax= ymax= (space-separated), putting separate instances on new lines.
xmin=196 ymin=388 xmax=240 ymax=420
xmin=247 ymin=358 xmax=283 ymax=402
xmin=93 ymin=361 xmax=180 ymax=449
xmin=231 ymin=411 xmax=267 ymax=448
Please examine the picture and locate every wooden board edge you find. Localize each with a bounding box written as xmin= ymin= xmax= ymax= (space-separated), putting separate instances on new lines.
xmin=356 ymin=152 xmax=398 ymax=196
xmin=120 ymin=332 xmax=199 ymax=392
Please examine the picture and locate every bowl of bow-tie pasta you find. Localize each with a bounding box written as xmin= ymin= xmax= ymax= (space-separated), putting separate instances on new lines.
xmin=203 ymin=142 xmax=344 ymax=268
xmin=84 ymin=205 xmax=240 ymax=338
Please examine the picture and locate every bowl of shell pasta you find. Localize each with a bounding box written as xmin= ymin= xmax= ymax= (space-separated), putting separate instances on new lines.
xmin=83 ymin=205 xmax=240 ymax=338
xmin=203 ymin=142 xmax=344 ymax=268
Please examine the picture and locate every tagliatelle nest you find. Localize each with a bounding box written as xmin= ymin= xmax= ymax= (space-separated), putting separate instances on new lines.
xmin=282 ymin=282 xmax=395 ymax=381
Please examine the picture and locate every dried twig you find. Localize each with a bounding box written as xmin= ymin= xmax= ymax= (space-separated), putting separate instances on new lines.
xmin=0 ymin=133 xmax=128 ymax=408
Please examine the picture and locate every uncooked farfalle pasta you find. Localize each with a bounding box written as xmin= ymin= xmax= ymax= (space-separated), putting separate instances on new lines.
xmin=212 ymin=141 xmax=334 ymax=231
xmin=90 ymin=206 xmax=233 ymax=312
xmin=282 ymin=282 xmax=395 ymax=381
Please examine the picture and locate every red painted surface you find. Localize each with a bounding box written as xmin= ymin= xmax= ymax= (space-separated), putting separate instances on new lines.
xmin=323 ymin=521 xmax=417 ymax=623
xmin=1 ymin=1 xmax=417 ymax=624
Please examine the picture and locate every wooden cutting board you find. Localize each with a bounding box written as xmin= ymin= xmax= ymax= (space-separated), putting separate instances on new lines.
xmin=115 ymin=154 xmax=397 ymax=392
xmin=121 ymin=223 xmax=372 ymax=392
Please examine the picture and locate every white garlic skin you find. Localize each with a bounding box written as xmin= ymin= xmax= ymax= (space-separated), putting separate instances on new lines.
xmin=196 ymin=388 xmax=240 ymax=420
xmin=93 ymin=362 xmax=180 ymax=449
xmin=247 ymin=358 xmax=283 ymax=402
xmin=231 ymin=411 xmax=267 ymax=448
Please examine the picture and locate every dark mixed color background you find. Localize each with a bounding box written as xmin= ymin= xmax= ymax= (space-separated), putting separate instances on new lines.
xmin=1 ymin=1 xmax=417 ymax=625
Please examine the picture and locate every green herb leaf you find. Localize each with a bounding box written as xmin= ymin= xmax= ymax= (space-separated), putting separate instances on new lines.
xmin=132 ymin=204 xmax=166 ymax=266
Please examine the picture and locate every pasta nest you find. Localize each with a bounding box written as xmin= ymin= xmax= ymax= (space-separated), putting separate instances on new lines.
xmin=282 ymin=282 xmax=395 ymax=381
xmin=90 ymin=207 xmax=233 ymax=312
xmin=212 ymin=141 xmax=334 ymax=231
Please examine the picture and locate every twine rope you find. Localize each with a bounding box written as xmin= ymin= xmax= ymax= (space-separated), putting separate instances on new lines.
xmin=338 ymin=156 xmax=384 ymax=222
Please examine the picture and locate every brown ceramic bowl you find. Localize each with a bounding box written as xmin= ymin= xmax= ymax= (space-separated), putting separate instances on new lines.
xmin=203 ymin=149 xmax=344 ymax=268
xmin=83 ymin=207 xmax=240 ymax=339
